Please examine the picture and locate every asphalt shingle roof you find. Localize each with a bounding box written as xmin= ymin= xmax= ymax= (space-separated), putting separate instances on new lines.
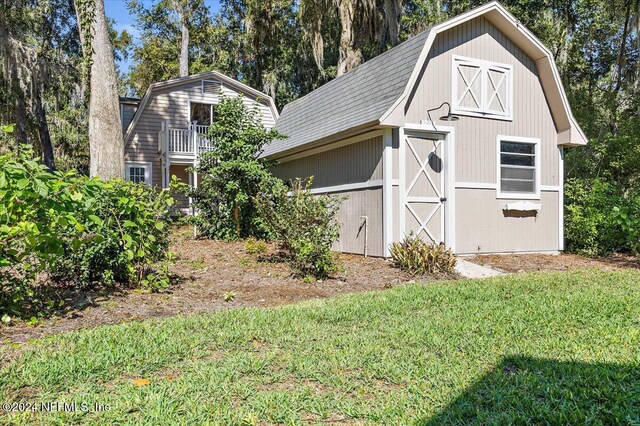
xmin=263 ymin=29 xmax=431 ymax=157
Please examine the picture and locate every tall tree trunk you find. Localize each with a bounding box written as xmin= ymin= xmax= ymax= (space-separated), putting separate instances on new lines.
xmin=179 ymin=19 xmax=189 ymax=77
xmin=13 ymin=92 xmax=28 ymax=146
xmin=173 ymin=0 xmax=189 ymax=77
xmin=384 ymin=0 xmax=402 ymax=46
xmin=614 ymin=0 xmax=632 ymax=93
xmin=33 ymin=78 xmax=55 ymax=171
xmin=335 ymin=0 xmax=362 ymax=76
xmin=77 ymin=0 xmax=124 ymax=179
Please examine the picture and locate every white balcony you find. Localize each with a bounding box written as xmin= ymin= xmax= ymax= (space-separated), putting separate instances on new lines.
xmin=158 ymin=123 xmax=214 ymax=159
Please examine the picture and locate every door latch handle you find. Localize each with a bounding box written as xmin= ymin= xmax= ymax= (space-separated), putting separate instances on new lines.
xmin=440 ymin=197 xmax=447 ymax=202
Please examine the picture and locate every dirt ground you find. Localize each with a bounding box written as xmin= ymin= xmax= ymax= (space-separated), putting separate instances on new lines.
xmin=470 ymin=252 xmax=640 ymax=273
xmin=3 ymin=228 xmax=638 ymax=355
xmin=1 ymin=229 xmax=423 ymax=348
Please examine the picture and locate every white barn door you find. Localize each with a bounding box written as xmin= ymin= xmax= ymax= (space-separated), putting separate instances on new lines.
xmin=401 ymin=131 xmax=447 ymax=244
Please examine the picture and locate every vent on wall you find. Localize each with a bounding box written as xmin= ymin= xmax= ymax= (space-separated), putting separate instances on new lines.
xmin=202 ymin=79 xmax=222 ymax=95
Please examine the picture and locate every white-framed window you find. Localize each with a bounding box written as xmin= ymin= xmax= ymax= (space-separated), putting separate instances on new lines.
xmin=125 ymin=162 xmax=152 ymax=185
xmin=452 ymin=55 xmax=513 ymax=120
xmin=496 ymin=136 xmax=540 ymax=200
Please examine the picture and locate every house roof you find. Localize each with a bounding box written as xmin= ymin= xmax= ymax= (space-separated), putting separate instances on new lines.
xmin=263 ymin=30 xmax=431 ymax=158
xmin=119 ymin=96 xmax=141 ymax=105
xmin=124 ymin=71 xmax=278 ymax=145
xmin=264 ymin=1 xmax=587 ymax=158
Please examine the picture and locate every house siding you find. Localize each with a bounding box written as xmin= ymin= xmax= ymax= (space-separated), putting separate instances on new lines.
xmin=272 ymin=134 xmax=384 ymax=256
xmin=455 ymin=189 xmax=559 ymax=253
xmin=386 ymin=16 xmax=561 ymax=253
xmin=125 ymin=77 xmax=276 ymax=188
xmin=121 ymin=104 xmax=137 ymax=133
xmin=273 ymin=135 xmax=383 ymax=187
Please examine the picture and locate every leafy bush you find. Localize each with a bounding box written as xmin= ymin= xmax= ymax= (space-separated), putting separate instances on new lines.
xmin=256 ymin=179 xmax=343 ymax=278
xmin=565 ymin=178 xmax=640 ymax=255
xmin=183 ymin=96 xmax=286 ymax=240
xmin=245 ymin=237 xmax=268 ymax=255
xmin=0 ymin=148 xmax=173 ymax=318
xmin=51 ymin=179 xmax=173 ymax=287
xmin=389 ymin=233 xmax=456 ymax=275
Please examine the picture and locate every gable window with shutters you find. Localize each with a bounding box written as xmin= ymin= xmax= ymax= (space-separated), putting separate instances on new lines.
xmin=451 ymin=55 xmax=513 ymax=120
xmin=496 ymin=136 xmax=540 ymax=200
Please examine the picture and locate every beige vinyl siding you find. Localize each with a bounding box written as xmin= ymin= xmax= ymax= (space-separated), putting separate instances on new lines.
xmin=455 ymin=189 xmax=559 ymax=253
xmin=333 ymin=188 xmax=383 ymax=256
xmin=387 ymin=16 xmax=559 ymax=187
xmin=384 ymin=17 xmax=562 ymax=253
xmin=273 ymin=136 xmax=383 ymax=188
xmin=121 ymin=104 xmax=137 ymax=133
xmin=125 ymin=76 xmax=277 ymax=188
xmin=272 ymin=135 xmax=385 ymax=256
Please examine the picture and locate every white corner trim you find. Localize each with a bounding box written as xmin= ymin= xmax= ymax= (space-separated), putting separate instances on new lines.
xmin=290 ymin=180 xmax=383 ymax=196
xmin=455 ymin=182 xmax=497 ymax=190
xmin=496 ymin=135 xmax=541 ymax=200
xmin=559 ymin=146 xmax=565 ymax=250
xmin=382 ymin=129 xmax=393 ymax=257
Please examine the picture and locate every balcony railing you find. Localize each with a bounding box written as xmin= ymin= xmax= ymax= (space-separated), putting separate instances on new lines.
xmin=158 ymin=123 xmax=213 ymax=157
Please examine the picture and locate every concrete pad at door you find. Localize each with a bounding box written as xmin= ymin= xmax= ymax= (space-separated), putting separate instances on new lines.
xmin=455 ymin=258 xmax=504 ymax=279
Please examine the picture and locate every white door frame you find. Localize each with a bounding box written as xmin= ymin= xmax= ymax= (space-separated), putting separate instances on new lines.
xmin=399 ymin=123 xmax=456 ymax=253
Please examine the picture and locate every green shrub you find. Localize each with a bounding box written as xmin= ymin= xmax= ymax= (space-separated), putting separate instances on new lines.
xmin=245 ymin=237 xmax=268 ymax=255
xmin=183 ymin=96 xmax=286 ymax=240
xmin=256 ymin=179 xmax=343 ymax=278
xmin=564 ymin=178 xmax=640 ymax=255
xmin=0 ymin=148 xmax=173 ymax=318
xmin=389 ymin=233 xmax=456 ymax=275
xmin=51 ymin=179 xmax=173 ymax=287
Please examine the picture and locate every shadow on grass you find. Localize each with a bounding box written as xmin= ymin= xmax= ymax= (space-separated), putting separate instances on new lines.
xmin=420 ymin=356 xmax=640 ymax=425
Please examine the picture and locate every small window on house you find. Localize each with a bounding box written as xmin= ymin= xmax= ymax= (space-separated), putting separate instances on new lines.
xmin=452 ymin=56 xmax=512 ymax=119
xmin=125 ymin=162 xmax=152 ymax=185
xmin=190 ymin=103 xmax=215 ymax=126
xmin=202 ymin=80 xmax=222 ymax=95
xmin=497 ymin=137 xmax=539 ymax=199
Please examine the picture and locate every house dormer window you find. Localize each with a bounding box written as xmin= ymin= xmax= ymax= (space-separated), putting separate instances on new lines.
xmin=452 ymin=55 xmax=512 ymax=120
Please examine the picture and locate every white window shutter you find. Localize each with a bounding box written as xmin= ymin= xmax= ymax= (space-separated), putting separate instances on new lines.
xmin=485 ymin=67 xmax=509 ymax=115
xmin=455 ymin=62 xmax=482 ymax=111
xmin=452 ymin=56 xmax=513 ymax=119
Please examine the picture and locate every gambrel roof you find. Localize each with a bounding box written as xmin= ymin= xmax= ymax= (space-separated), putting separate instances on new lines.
xmin=263 ymin=1 xmax=587 ymax=158
xmin=124 ymin=71 xmax=278 ymax=146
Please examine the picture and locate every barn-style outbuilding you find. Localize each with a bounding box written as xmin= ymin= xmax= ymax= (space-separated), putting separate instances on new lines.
xmin=264 ymin=1 xmax=587 ymax=256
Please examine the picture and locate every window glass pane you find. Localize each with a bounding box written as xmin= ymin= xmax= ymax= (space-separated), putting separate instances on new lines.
xmin=128 ymin=167 xmax=146 ymax=183
xmin=501 ymin=166 xmax=534 ymax=181
xmin=190 ymin=103 xmax=212 ymax=126
xmin=501 ymin=179 xmax=535 ymax=193
xmin=500 ymin=153 xmax=534 ymax=167
xmin=501 ymin=142 xmax=534 ymax=154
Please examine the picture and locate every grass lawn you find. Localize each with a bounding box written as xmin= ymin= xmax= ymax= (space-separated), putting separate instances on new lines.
xmin=1 ymin=269 xmax=639 ymax=424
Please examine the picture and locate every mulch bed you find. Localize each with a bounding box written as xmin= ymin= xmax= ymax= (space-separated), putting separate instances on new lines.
xmin=470 ymin=252 xmax=640 ymax=273
xmin=1 ymin=229 xmax=430 ymax=349
xmin=3 ymin=228 xmax=638 ymax=361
